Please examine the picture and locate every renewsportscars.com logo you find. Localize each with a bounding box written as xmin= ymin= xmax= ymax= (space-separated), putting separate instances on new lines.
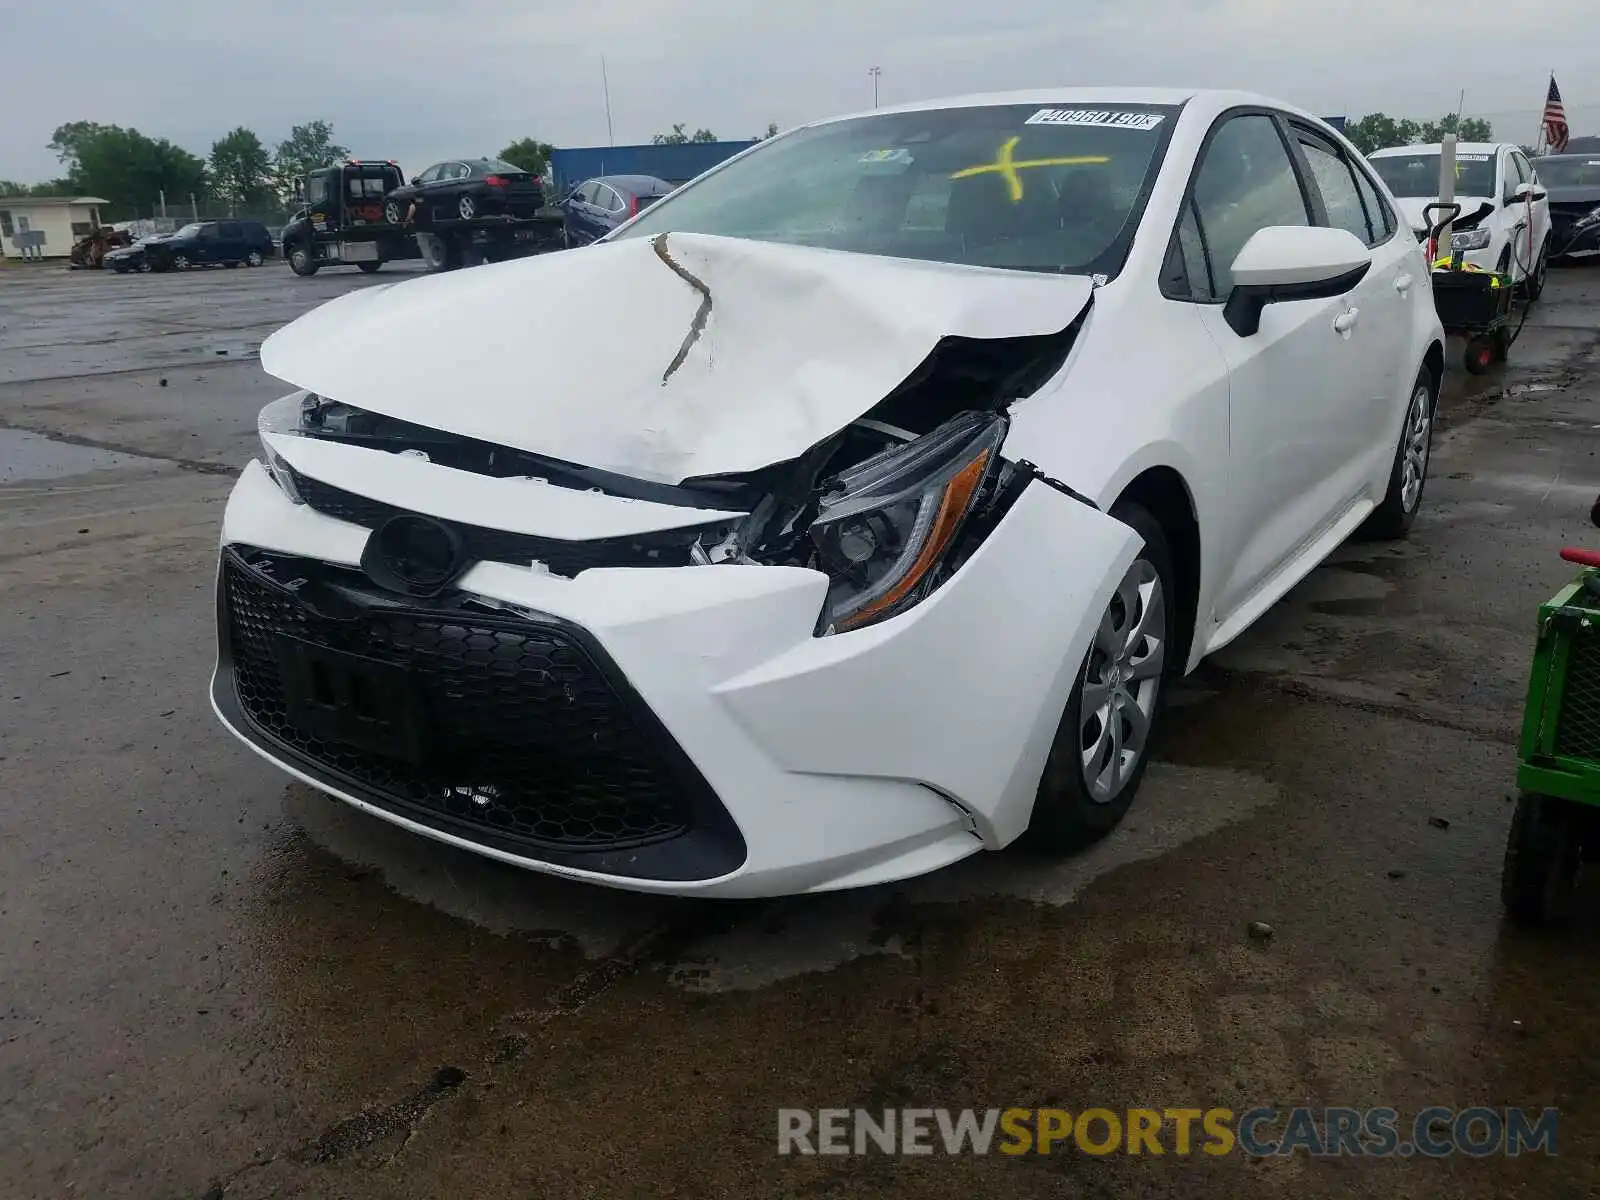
xmin=777 ymin=1107 xmax=1559 ymax=1158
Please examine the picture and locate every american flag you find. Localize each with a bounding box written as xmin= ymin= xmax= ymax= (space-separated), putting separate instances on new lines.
xmin=1544 ymin=76 xmax=1570 ymax=154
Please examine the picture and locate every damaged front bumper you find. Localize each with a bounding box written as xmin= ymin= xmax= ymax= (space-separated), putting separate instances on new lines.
xmin=211 ymin=434 xmax=1138 ymax=897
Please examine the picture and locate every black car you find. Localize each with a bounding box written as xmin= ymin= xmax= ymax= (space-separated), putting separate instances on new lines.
xmin=105 ymin=233 xmax=172 ymax=273
xmin=382 ymin=158 xmax=545 ymax=226
xmin=1536 ymin=154 xmax=1600 ymax=261
xmin=144 ymin=220 xmax=275 ymax=272
xmin=560 ymin=175 xmax=675 ymax=245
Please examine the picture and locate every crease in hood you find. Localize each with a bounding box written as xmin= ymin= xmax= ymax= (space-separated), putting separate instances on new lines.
xmin=1394 ymin=194 xmax=1493 ymax=233
xmin=259 ymin=232 xmax=1095 ymax=485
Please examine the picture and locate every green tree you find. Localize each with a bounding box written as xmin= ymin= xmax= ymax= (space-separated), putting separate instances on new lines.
xmin=271 ymin=120 xmax=349 ymax=197
xmin=1342 ymin=112 xmax=1494 ymax=155
xmin=498 ymin=137 xmax=556 ymax=177
xmin=209 ymin=127 xmax=274 ymax=209
xmin=756 ymin=121 xmax=780 ymax=141
xmin=46 ymin=121 xmax=208 ymax=218
xmin=652 ymin=123 xmax=717 ymax=145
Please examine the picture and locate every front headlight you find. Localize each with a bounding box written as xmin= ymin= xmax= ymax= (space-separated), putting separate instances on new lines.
xmin=256 ymin=392 xmax=307 ymax=504
xmin=1450 ymin=227 xmax=1493 ymax=251
xmin=260 ymin=436 xmax=305 ymax=504
xmin=809 ymin=411 xmax=1006 ymax=635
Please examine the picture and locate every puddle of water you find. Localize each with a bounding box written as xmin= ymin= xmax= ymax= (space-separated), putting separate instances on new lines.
xmin=0 ymin=428 xmax=159 ymax=483
xmin=669 ymin=764 xmax=1279 ymax=993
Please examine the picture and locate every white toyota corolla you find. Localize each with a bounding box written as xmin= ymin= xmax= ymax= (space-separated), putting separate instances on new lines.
xmin=213 ymin=88 xmax=1444 ymax=897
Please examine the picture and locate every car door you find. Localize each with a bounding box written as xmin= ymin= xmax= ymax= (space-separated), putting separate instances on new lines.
xmin=1512 ymin=148 xmax=1551 ymax=266
xmin=216 ymin=220 xmax=244 ymax=263
xmin=1181 ymin=111 xmax=1377 ymax=622
xmin=1286 ymin=123 xmax=1418 ymax=486
xmin=191 ymin=223 xmax=220 ymax=264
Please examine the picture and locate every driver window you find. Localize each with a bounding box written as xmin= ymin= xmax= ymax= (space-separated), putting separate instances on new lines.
xmin=1503 ymin=155 xmax=1522 ymax=203
xmin=1185 ymin=113 xmax=1312 ymax=299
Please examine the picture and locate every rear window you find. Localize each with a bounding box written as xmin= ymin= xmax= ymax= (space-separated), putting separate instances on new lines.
xmin=481 ymin=159 xmax=525 ymax=175
xmin=636 ymin=195 xmax=664 ymax=212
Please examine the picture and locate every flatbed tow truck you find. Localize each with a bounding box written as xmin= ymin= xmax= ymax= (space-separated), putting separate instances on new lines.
xmin=281 ymin=160 xmax=565 ymax=277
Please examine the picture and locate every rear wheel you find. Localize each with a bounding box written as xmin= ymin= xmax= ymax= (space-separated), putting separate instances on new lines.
xmin=384 ymin=199 xmax=404 ymax=226
xmin=1363 ymin=366 xmax=1436 ymax=539
xmin=1026 ymin=502 xmax=1174 ymax=852
xmin=245 ymin=250 xmax=263 ymax=268
xmin=1463 ymin=337 xmax=1495 ymax=375
xmin=1502 ymin=791 xmax=1581 ymax=927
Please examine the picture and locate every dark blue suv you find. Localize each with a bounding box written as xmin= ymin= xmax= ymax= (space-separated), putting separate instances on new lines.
xmin=561 ymin=175 xmax=675 ymax=246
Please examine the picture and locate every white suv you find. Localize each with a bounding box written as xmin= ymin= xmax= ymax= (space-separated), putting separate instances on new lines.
xmin=1368 ymin=141 xmax=1551 ymax=297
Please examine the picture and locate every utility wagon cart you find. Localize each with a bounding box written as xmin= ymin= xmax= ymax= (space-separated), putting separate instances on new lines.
xmin=1503 ymin=540 xmax=1600 ymax=925
xmin=1423 ymin=201 xmax=1528 ymax=375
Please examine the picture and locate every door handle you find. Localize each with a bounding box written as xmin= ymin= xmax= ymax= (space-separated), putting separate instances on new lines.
xmin=1333 ymin=307 xmax=1359 ymax=338
xmin=1393 ymin=274 xmax=1413 ymax=296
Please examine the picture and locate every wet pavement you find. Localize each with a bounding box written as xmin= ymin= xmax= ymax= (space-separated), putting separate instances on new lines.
xmin=2 ymin=260 xmax=1599 ymax=1199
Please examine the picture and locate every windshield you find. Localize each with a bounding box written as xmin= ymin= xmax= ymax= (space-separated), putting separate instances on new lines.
xmin=614 ymin=103 xmax=1180 ymax=276
xmin=1369 ymin=152 xmax=1497 ymax=199
xmin=174 ymin=223 xmax=203 ymax=238
xmin=1535 ymin=157 xmax=1600 ymax=188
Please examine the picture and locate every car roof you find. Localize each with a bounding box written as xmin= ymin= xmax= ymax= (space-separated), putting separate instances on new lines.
xmin=1370 ymin=142 xmax=1506 ymax=157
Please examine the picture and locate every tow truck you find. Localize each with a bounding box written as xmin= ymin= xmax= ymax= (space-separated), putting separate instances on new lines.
xmin=281 ymin=160 xmax=565 ymax=277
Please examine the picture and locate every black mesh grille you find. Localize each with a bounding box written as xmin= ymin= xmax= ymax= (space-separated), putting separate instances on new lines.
xmin=222 ymin=549 xmax=700 ymax=853
xmin=287 ymin=467 xmax=724 ymax=577
xmin=1555 ymin=635 xmax=1600 ymax=761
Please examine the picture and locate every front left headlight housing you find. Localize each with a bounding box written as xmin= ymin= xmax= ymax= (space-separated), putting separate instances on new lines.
xmin=808 ymin=411 xmax=1008 ymax=635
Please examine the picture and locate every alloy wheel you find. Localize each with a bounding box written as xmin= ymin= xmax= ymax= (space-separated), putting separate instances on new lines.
xmin=1399 ymin=382 xmax=1432 ymax=512
xmin=172 ymin=254 xmax=189 ymax=270
xmin=458 ymin=194 xmax=477 ymax=220
xmin=246 ymin=251 xmax=262 ymax=267
xmin=1080 ymin=557 xmax=1167 ymax=803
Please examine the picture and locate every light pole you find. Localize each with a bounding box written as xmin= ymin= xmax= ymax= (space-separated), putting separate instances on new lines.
xmin=869 ymin=66 xmax=881 ymax=108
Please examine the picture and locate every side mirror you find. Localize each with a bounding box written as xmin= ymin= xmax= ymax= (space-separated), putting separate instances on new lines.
xmin=1223 ymin=226 xmax=1372 ymax=337
xmin=410 ymin=177 xmax=421 ymax=187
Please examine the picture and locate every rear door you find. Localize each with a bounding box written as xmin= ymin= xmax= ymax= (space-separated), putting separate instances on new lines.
xmin=1286 ymin=123 xmax=1417 ymax=482
xmin=217 ymin=220 xmax=245 ymax=262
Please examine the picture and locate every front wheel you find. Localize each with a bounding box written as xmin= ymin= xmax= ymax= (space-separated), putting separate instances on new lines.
xmin=1026 ymin=502 xmax=1174 ymax=852
xmin=457 ymin=193 xmax=477 ymax=220
xmin=384 ymin=199 xmax=404 ymax=226
xmin=287 ymin=242 xmax=317 ymax=276
xmin=170 ymin=254 xmax=190 ymax=271
xmin=1362 ymin=366 xmax=1436 ymax=539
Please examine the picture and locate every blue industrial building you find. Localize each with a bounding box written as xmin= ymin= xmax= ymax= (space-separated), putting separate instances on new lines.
xmin=547 ymin=141 xmax=757 ymax=196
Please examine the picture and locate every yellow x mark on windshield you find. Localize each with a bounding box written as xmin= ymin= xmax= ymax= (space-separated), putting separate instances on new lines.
xmin=950 ymin=137 xmax=1110 ymax=202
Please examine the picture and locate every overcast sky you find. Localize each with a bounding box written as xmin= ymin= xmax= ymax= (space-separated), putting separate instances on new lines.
xmin=3 ymin=0 xmax=1594 ymax=182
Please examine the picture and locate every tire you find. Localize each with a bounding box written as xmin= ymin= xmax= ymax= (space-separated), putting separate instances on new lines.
xmin=287 ymin=242 xmax=318 ymax=276
xmin=1501 ymin=791 xmax=1581 ymax=927
xmin=1362 ymin=365 xmax=1436 ymax=539
xmin=419 ymin=234 xmax=460 ymax=273
xmin=245 ymin=251 xmax=263 ymax=268
xmin=357 ymin=260 xmax=383 ymax=274
xmin=1463 ymin=338 xmax=1494 ymax=375
xmin=457 ymin=193 xmax=477 ymax=220
xmin=384 ymin=199 xmax=404 ymax=226
xmin=171 ymin=254 xmax=190 ymax=271
xmin=1026 ymin=502 xmax=1175 ymax=852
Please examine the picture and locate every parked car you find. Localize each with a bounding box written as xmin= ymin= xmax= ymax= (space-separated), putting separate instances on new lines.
xmin=105 ymin=233 xmax=172 ymax=273
xmin=144 ymin=220 xmax=275 ymax=272
xmin=560 ymin=175 xmax=676 ymax=245
xmin=217 ymin=87 xmax=1444 ymax=898
xmin=381 ymin=158 xmax=545 ymax=226
xmin=1368 ymin=142 xmax=1551 ymax=296
xmin=1530 ymin=153 xmax=1600 ymax=261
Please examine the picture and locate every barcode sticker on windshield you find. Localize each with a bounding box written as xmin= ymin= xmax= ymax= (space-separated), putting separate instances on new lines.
xmin=1456 ymin=154 xmax=1491 ymax=161
xmin=1025 ymin=109 xmax=1164 ymax=131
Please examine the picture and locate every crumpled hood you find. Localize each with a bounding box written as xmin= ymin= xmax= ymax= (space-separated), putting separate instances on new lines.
xmin=259 ymin=232 xmax=1094 ymax=484
xmin=1395 ymin=195 xmax=1492 ymax=234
